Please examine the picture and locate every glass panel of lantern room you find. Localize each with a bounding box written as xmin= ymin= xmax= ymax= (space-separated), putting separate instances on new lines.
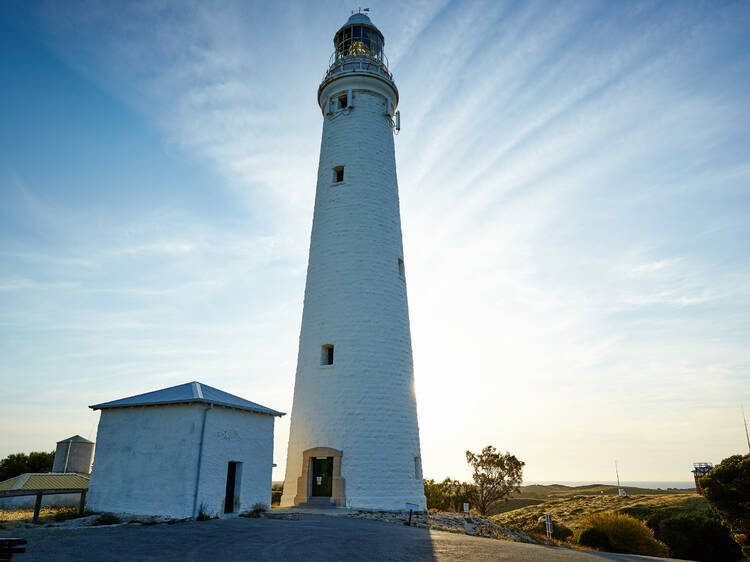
xmin=335 ymin=30 xmax=343 ymax=57
xmin=337 ymin=27 xmax=351 ymax=59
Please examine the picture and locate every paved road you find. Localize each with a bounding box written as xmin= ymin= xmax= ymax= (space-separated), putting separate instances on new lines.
xmin=2 ymin=514 xmax=673 ymax=561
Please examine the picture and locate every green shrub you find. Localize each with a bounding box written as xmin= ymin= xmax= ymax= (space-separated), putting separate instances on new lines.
xmin=241 ymin=503 xmax=268 ymax=518
xmin=577 ymin=527 xmax=611 ymax=549
xmin=655 ymin=511 xmax=742 ymax=562
xmin=92 ymin=513 xmax=121 ymax=526
xmin=424 ymin=478 xmax=448 ymax=510
xmin=700 ymin=453 xmax=750 ymax=558
xmin=271 ymin=490 xmax=282 ymax=505
xmin=423 ymin=477 xmax=474 ymax=512
xmin=574 ymin=511 xmax=668 ymax=556
xmin=252 ymin=503 xmax=267 ymax=516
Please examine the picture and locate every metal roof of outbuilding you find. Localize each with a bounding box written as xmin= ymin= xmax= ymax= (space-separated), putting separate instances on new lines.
xmin=0 ymin=473 xmax=89 ymax=491
xmin=89 ymin=381 xmax=285 ymax=417
xmin=56 ymin=435 xmax=94 ymax=444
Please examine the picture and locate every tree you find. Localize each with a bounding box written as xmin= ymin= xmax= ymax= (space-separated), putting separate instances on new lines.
xmin=465 ymin=446 xmax=524 ymax=515
xmin=0 ymin=451 xmax=55 ymax=482
xmin=700 ymin=452 xmax=750 ymax=558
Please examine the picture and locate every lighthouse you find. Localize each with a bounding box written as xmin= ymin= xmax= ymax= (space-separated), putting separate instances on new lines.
xmin=280 ymin=12 xmax=426 ymax=511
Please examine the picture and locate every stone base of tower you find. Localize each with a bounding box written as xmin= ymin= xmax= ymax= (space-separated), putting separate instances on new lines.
xmin=280 ymin=494 xmax=426 ymax=512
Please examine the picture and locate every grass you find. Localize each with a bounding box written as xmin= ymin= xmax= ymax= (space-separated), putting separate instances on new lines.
xmin=0 ymin=506 xmax=85 ymax=524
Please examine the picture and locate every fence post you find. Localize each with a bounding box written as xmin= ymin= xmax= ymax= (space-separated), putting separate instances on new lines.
xmin=79 ymin=490 xmax=87 ymax=515
xmin=33 ymin=493 xmax=42 ymax=523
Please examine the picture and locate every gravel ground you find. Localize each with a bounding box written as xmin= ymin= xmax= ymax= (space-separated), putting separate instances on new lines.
xmin=1 ymin=512 xmax=676 ymax=561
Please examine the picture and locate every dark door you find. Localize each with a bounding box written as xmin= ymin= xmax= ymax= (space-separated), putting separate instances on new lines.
xmin=311 ymin=457 xmax=333 ymax=497
xmin=224 ymin=462 xmax=237 ymax=513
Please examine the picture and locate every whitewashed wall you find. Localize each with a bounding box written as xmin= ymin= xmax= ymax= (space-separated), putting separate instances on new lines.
xmin=281 ymin=77 xmax=426 ymax=510
xmin=88 ymin=404 xmax=275 ymax=518
xmin=195 ymin=405 xmax=274 ymax=516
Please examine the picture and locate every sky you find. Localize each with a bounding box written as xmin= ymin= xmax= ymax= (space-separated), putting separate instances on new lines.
xmin=1 ymin=0 xmax=749 ymax=484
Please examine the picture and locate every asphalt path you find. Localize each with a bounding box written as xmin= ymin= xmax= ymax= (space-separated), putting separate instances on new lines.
xmin=2 ymin=514 xmax=674 ymax=561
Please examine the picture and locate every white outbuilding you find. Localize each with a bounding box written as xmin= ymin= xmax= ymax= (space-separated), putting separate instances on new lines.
xmin=87 ymin=381 xmax=284 ymax=519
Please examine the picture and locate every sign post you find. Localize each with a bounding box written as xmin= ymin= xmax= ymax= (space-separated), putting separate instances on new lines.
xmin=405 ymin=502 xmax=419 ymax=526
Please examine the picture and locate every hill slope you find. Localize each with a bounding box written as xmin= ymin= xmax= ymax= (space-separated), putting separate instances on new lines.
xmin=492 ymin=493 xmax=706 ymax=532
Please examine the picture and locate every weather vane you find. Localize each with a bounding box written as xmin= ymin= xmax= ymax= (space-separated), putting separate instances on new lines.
xmin=352 ymin=7 xmax=370 ymax=15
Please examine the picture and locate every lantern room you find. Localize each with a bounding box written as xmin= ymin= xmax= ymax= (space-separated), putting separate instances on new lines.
xmin=333 ymin=12 xmax=385 ymax=64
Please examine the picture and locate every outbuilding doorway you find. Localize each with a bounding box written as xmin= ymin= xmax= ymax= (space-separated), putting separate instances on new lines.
xmin=311 ymin=457 xmax=333 ymax=497
xmin=224 ymin=461 xmax=242 ymax=514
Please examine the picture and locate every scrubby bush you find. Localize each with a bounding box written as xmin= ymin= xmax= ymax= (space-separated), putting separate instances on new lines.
xmin=577 ymin=527 xmax=611 ymax=549
xmin=252 ymin=503 xmax=267 ymax=516
xmin=700 ymin=453 xmax=750 ymax=558
xmin=424 ymin=478 xmax=448 ymax=510
xmin=52 ymin=507 xmax=85 ymax=522
xmin=92 ymin=512 xmax=121 ymax=526
xmin=423 ymin=477 xmax=475 ymax=512
xmin=654 ymin=511 xmax=743 ymax=562
xmin=196 ymin=503 xmax=215 ymax=521
xmin=241 ymin=503 xmax=268 ymax=518
xmin=574 ymin=512 xmax=668 ymax=556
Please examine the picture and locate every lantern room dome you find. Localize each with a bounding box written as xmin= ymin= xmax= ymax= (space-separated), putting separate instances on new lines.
xmin=345 ymin=12 xmax=376 ymax=26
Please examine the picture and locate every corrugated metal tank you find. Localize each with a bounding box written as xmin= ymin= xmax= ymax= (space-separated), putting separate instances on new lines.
xmin=52 ymin=435 xmax=94 ymax=474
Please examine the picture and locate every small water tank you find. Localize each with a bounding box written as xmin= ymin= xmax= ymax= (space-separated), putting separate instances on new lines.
xmin=52 ymin=435 xmax=95 ymax=474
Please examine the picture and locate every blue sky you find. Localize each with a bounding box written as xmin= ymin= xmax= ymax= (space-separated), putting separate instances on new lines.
xmin=1 ymin=0 xmax=749 ymax=483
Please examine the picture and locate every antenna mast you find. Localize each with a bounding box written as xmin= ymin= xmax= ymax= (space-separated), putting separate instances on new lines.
xmin=615 ymin=460 xmax=621 ymax=488
xmin=743 ymin=405 xmax=750 ymax=453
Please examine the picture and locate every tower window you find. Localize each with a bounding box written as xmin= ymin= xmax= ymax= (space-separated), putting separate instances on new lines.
xmin=398 ymin=258 xmax=405 ymax=278
xmin=414 ymin=456 xmax=422 ymax=479
xmin=321 ymin=344 xmax=334 ymax=366
xmin=333 ymin=166 xmax=344 ymax=183
xmin=337 ymin=93 xmax=348 ymax=109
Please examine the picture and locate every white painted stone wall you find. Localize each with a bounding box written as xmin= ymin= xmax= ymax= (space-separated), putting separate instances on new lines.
xmin=88 ymin=404 xmax=275 ymax=518
xmin=281 ymin=69 xmax=426 ymax=510
xmin=194 ymin=405 xmax=275 ymax=516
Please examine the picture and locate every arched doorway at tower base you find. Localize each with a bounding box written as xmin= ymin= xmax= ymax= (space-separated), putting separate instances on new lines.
xmin=293 ymin=447 xmax=345 ymax=507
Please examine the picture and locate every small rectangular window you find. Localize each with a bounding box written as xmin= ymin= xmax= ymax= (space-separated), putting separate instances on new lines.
xmin=333 ymin=166 xmax=344 ymax=183
xmin=337 ymin=93 xmax=348 ymax=109
xmin=414 ymin=456 xmax=422 ymax=479
xmin=321 ymin=344 xmax=334 ymax=366
xmin=398 ymin=258 xmax=405 ymax=278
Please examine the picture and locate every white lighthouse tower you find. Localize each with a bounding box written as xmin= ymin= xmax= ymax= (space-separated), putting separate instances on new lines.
xmin=280 ymin=12 xmax=426 ymax=511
